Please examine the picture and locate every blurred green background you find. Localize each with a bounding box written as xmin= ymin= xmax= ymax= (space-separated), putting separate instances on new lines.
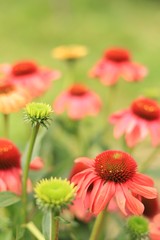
xmin=0 ymin=0 xmax=160 ymax=143
xmin=0 ymin=1 xmax=160 ymax=239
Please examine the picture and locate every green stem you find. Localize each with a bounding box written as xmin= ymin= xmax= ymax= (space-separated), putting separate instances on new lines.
xmin=53 ymin=217 xmax=59 ymax=240
xmin=89 ymin=210 xmax=106 ymax=240
xmin=140 ymin=147 xmax=159 ymax=172
xmin=21 ymin=124 xmax=40 ymax=223
xmin=3 ymin=114 xmax=9 ymax=138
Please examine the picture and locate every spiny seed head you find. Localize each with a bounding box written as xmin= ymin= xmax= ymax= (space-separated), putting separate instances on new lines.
xmin=24 ymin=102 xmax=53 ymax=128
xmin=126 ymin=216 xmax=149 ymax=240
xmin=34 ymin=177 xmax=76 ymax=214
xmin=95 ymin=150 xmax=137 ymax=183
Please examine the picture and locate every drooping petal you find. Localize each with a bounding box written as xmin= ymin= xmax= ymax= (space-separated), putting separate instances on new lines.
xmin=115 ymin=184 xmax=127 ymax=216
xmin=100 ymin=62 xmax=120 ymax=86
xmin=89 ymin=179 xmax=104 ymax=211
xmin=121 ymin=62 xmax=148 ymax=82
xmin=113 ymin=113 xmax=131 ymax=138
xmin=0 ymin=178 xmax=7 ymax=191
xmin=133 ymin=173 xmax=154 ymax=186
xmin=91 ymin=181 xmax=116 ymax=215
xmin=69 ymin=157 xmax=94 ymax=180
xmin=125 ymin=125 xmax=141 ymax=147
xmin=122 ymin=184 xmax=144 ymax=215
xmin=128 ymin=181 xmax=157 ymax=199
xmin=148 ymin=121 xmax=160 ymax=146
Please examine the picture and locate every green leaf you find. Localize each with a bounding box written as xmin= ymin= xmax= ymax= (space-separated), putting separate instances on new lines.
xmin=0 ymin=191 xmax=20 ymax=207
xmin=42 ymin=210 xmax=52 ymax=240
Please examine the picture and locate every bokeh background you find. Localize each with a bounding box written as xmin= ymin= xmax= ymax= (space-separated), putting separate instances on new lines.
xmin=1 ymin=0 xmax=160 ymax=145
xmin=0 ymin=1 xmax=160 ymax=239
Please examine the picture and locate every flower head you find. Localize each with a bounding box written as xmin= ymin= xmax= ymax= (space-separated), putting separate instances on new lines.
xmin=0 ymin=82 xmax=31 ymax=114
xmin=71 ymin=150 xmax=157 ymax=216
xmin=24 ymin=102 xmax=53 ymax=128
xmin=0 ymin=60 xmax=60 ymax=98
xmin=53 ymin=83 xmax=102 ymax=120
xmin=149 ymin=213 xmax=160 ymax=240
xmin=0 ymin=138 xmax=44 ymax=194
xmin=52 ymin=45 xmax=88 ymax=61
xmin=126 ymin=216 xmax=149 ymax=240
xmin=109 ymin=97 xmax=160 ymax=147
xmin=34 ymin=177 xmax=76 ymax=213
xmin=89 ymin=47 xmax=148 ymax=86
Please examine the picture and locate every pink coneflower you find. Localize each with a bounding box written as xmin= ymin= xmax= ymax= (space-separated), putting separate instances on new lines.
xmin=89 ymin=48 xmax=148 ymax=86
xmin=0 ymin=82 xmax=31 ymax=114
xmin=109 ymin=97 xmax=160 ymax=147
xmin=71 ymin=150 xmax=157 ymax=216
xmin=149 ymin=213 xmax=160 ymax=240
xmin=53 ymin=83 xmax=102 ymax=120
xmin=0 ymin=60 xmax=60 ymax=98
xmin=0 ymin=138 xmax=43 ymax=194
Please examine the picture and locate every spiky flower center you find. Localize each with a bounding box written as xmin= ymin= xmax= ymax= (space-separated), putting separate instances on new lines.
xmin=69 ymin=84 xmax=88 ymax=96
xmin=0 ymin=139 xmax=21 ymax=169
xmin=34 ymin=177 xmax=76 ymax=212
xmin=95 ymin=150 xmax=137 ymax=183
xmin=24 ymin=102 xmax=53 ymax=128
xmin=131 ymin=98 xmax=160 ymax=121
xmin=12 ymin=61 xmax=38 ymax=76
xmin=105 ymin=48 xmax=130 ymax=62
xmin=0 ymin=84 xmax=15 ymax=94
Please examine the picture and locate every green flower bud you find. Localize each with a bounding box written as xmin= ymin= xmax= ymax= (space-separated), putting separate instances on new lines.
xmin=24 ymin=102 xmax=53 ymax=128
xmin=126 ymin=216 xmax=149 ymax=240
xmin=34 ymin=177 xmax=76 ymax=214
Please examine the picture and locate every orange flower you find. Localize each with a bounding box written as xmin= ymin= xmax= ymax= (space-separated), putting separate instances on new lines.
xmin=0 ymin=82 xmax=31 ymax=114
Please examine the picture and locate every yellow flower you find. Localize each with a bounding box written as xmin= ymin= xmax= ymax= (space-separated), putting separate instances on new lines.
xmin=52 ymin=45 xmax=88 ymax=61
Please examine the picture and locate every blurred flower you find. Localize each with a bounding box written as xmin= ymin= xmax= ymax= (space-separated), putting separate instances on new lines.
xmin=149 ymin=213 xmax=160 ymax=240
xmin=53 ymin=83 xmax=102 ymax=120
xmin=34 ymin=177 xmax=76 ymax=213
xmin=109 ymin=97 xmax=160 ymax=147
xmin=0 ymin=60 xmax=60 ymax=98
xmin=0 ymin=138 xmax=43 ymax=194
xmin=0 ymin=82 xmax=31 ymax=114
xmin=29 ymin=157 xmax=44 ymax=170
xmin=142 ymin=196 xmax=160 ymax=219
xmin=71 ymin=150 xmax=157 ymax=216
xmin=126 ymin=215 xmax=149 ymax=240
xmin=52 ymin=45 xmax=88 ymax=61
xmin=89 ymin=47 xmax=147 ymax=86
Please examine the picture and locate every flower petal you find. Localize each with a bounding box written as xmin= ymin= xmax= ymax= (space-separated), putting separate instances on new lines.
xmin=115 ymin=184 xmax=127 ymax=216
xmin=122 ymin=184 xmax=144 ymax=215
xmin=128 ymin=180 xmax=157 ymax=199
xmin=91 ymin=181 xmax=115 ymax=215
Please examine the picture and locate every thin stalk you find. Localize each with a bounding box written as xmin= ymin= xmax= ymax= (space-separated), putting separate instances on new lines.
xmin=21 ymin=124 xmax=40 ymax=223
xmin=89 ymin=210 xmax=106 ymax=240
xmin=53 ymin=217 xmax=59 ymax=240
xmin=140 ymin=147 xmax=159 ymax=172
xmin=3 ymin=114 xmax=9 ymax=138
